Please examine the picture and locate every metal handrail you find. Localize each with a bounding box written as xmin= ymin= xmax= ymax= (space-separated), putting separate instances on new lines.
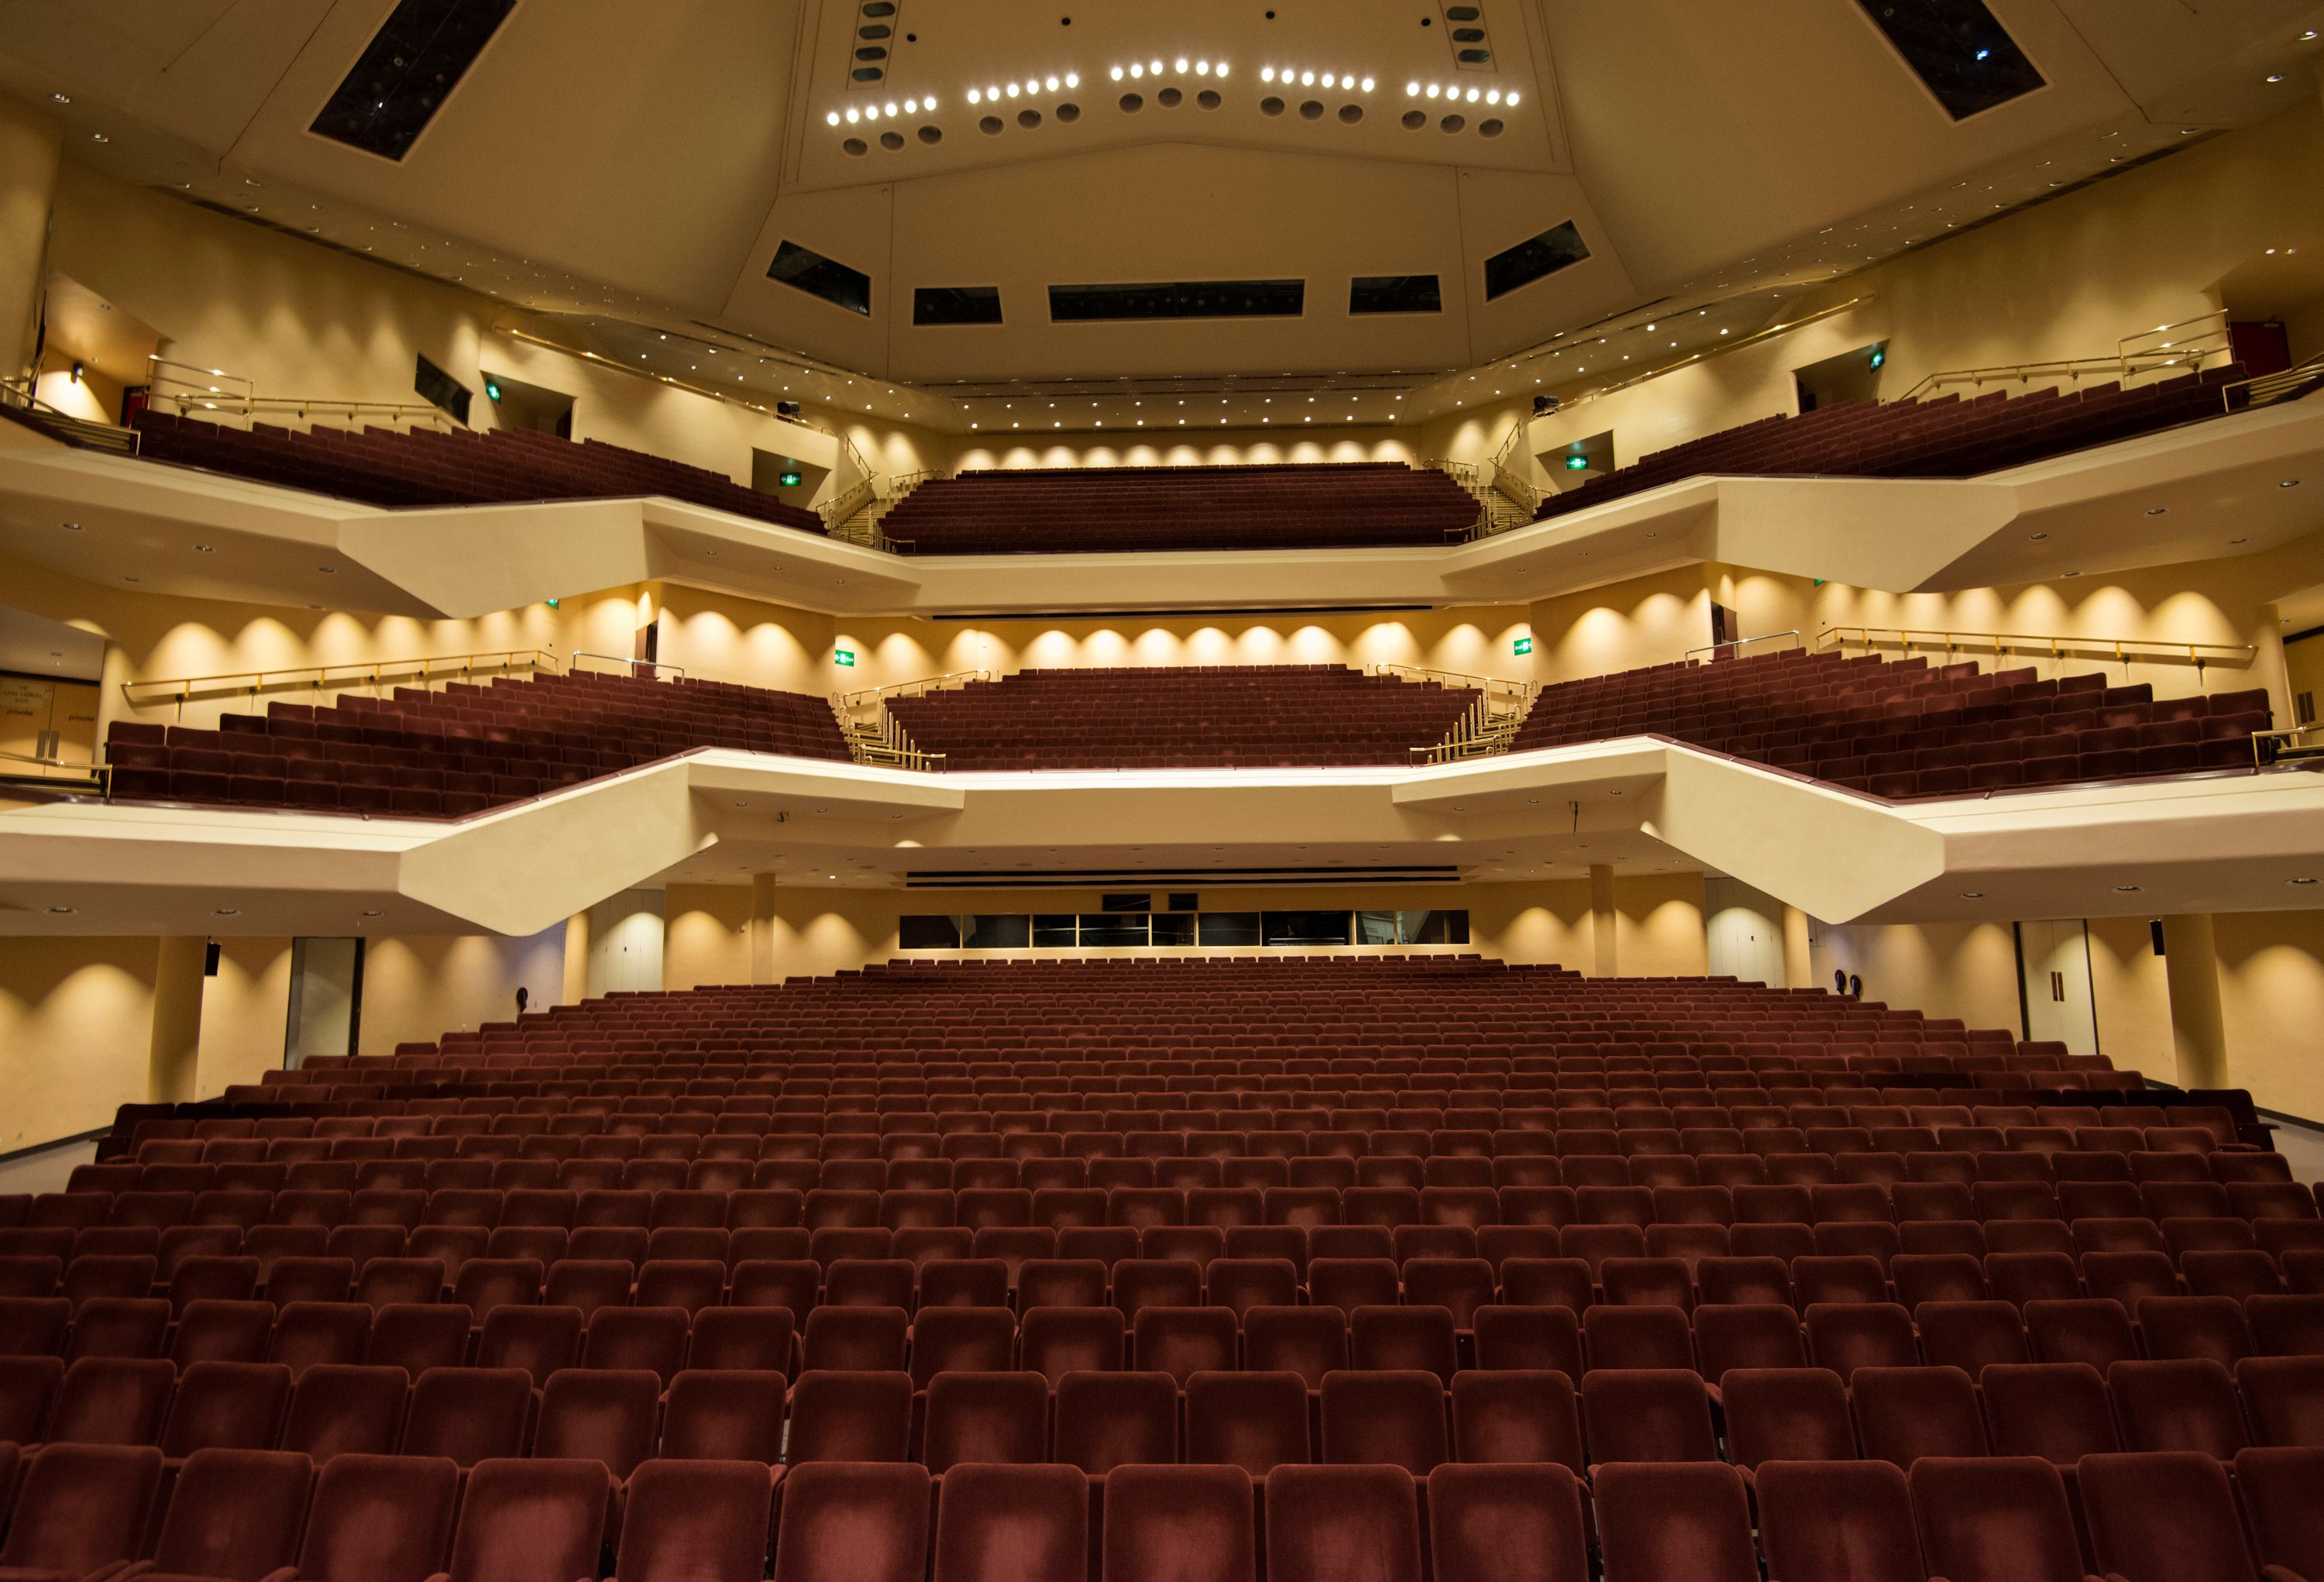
xmin=1894 ymin=309 xmax=2231 ymax=404
xmin=144 ymin=355 xmax=454 ymax=432
xmin=2253 ymin=722 xmax=2324 ymax=767
xmin=120 ymin=648 xmax=562 ymax=715
xmin=834 ymin=668 xmax=995 ymax=710
xmin=1555 ymin=296 xmax=1875 ymax=412
xmin=1685 ymin=630 xmax=1803 ymax=660
xmin=0 ymin=377 xmax=142 ymax=453
xmin=0 ymin=745 xmax=105 ymax=788
xmin=572 ymin=651 xmax=689 ymax=679
xmin=1368 ymin=661 xmax=1536 ymax=700
xmin=1818 ymin=624 xmax=2258 ymax=673
xmin=2220 ymin=349 xmax=2324 ymax=411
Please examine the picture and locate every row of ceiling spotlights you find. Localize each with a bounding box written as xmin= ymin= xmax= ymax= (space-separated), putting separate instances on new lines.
xmin=1409 ymin=82 xmax=1519 ymax=105
xmin=827 ymin=97 xmax=935 ymax=125
xmin=1262 ymin=67 xmax=1376 ymax=91
xmin=968 ymin=74 xmax=1080 ymax=104
xmin=1111 ymin=59 xmax=1230 ymax=80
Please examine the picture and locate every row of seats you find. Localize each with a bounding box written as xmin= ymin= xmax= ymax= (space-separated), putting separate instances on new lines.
xmin=15 ymin=1443 xmax=2313 ymax=1582
xmin=1536 ymin=363 xmax=2251 ymax=520
xmin=105 ymin=666 xmax=851 ymax=814
xmin=883 ymin=665 xmax=1483 ymax=769
xmin=1511 ymin=647 xmax=2274 ymax=800
xmin=128 ymin=407 xmax=828 ymax=531
xmin=878 ymin=461 xmax=1482 ymax=554
xmin=9 ymin=1325 xmax=2324 ymax=1482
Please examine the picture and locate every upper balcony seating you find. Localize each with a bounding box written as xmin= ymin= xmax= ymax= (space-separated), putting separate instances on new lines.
xmin=875 ymin=463 xmax=1480 ymax=554
xmin=103 ymin=669 xmax=850 ymax=817
xmin=882 ymin=665 xmax=1481 ymax=770
xmin=123 ymin=411 xmax=827 ymax=534
xmin=1536 ymin=363 xmax=2251 ymax=521
xmin=1511 ymin=648 xmax=2271 ymax=800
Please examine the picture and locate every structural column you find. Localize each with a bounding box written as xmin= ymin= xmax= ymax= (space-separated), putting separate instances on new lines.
xmin=0 ymin=97 xmax=60 ymax=385
xmin=147 ymin=937 xmax=207 ymax=1103
xmin=2161 ymin=913 xmax=2230 ymax=1089
xmin=1589 ymin=865 xmax=1618 ymax=978
xmin=1781 ymin=904 xmax=1815 ymax=990
xmin=749 ymin=874 xmax=780 ymax=984
xmin=560 ymin=910 xmax=591 ymax=1004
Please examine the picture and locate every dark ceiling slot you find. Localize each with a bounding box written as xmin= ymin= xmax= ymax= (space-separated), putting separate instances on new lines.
xmin=308 ymin=0 xmax=514 ymax=162
xmin=1049 ymin=279 xmax=1305 ymax=322
xmin=915 ymin=286 xmax=1004 ymax=326
xmin=1350 ymin=274 xmax=1443 ymax=315
xmin=1484 ymin=220 xmax=1591 ymax=301
xmin=1854 ymin=0 xmax=2044 ymax=119
xmin=767 ymin=240 xmax=873 ymax=316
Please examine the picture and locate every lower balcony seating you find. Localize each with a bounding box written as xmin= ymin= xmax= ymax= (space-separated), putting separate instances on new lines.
xmin=6 ymin=961 xmax=2313 ymax=1577
xmin=882 ymin=665 xmax=1482 ymax=769
xmin=124 ymin=409 xmax=827 ymax=533
xmin=1537 ymin=363 xmax=2253 ymax=521
xmin=1511 ymin=647 xmax=2272 ymax=799
xmin=103 ymin=668 xmax=851 ymax=816
xmin=875 ymin=462 xmax=1481 ymax=554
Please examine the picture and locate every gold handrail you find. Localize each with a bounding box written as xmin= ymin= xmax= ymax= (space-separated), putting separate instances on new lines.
xmin=144 ymin=356 xmax=454 ymax=432
xmin=1818 ymin=624 xmax=2257 ymax=676
xmin=0 ymin=746 xmax=105 ymax=788
xmin=1367 ymin=661 xmax=1536 ymax=700
xmin=1893 ymin=309 xmax=2231 ymax=404
xmin=2253 ymin=722 xmax=2324 ymax=767
xmin=119 ymin=648 xmax=562 ymax=717
xmin=1554 ymin=295 xmax=1875 ymax=411
xmin=571 ymin=651 xmax=689 ymax=680
xmin=1685 ymin=630 xmax=1803 ymax=660
xmin=835 ymin=668 xmax=995 ymax=710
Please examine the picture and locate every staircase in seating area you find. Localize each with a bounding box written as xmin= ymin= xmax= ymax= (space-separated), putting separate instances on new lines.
xmin=1378 ymin=664 xmax=1541 ymax=762
xmin=827 ymin=667 xmax=992 ymax=770
xmin=827 ymin=469 xmax=945 ymax=551
xmin=1426 ymin=456 xmax=1536 ymax=540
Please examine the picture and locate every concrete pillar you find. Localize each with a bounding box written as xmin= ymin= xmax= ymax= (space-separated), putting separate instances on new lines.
xmin=749 ymin=874 xmax=780 ymax=984
xmin=284 ymin=937 xmax=361 ymax=1068
xmin=2161 ymin=913 xmax=2230 ymax=1089
xmin=0 ymin=98 xmax=59 ymax=386
xmin=1781 ymin=905 xmax=1814 ymax=990
xmin=560 ymin=910 xmax=591 ymax=1004
xmin=147 ymin=937 xmax=208 ymax=1103
xmin=1589 ymin=865 xmax=1618 ymax=978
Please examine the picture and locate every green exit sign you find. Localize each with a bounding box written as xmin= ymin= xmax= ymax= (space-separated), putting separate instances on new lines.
xmin=779 ymin=470 xmax=803 ymax=487
xmin=1564 ymin=455 xmax=1590 ymax=470
xmin=1514 ymin=636 xmax=1533 ymax=655
xmin=834 ymin=648 xmax=856 ymax=668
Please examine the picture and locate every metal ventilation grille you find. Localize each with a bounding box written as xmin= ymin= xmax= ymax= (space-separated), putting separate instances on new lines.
xmin=1439 ymin=2 xmax=1494 ymax=71
xmin=309 ymin=0 xmax=514 ymax=161
xmin=851 ymin=0 xmax=899 ymax=85
xmin=1855 ymin=0 xmax=2044 ymax=120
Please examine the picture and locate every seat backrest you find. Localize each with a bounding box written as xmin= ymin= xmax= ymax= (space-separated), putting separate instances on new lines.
xmin=614 ymin=1459 xmax=777 ymax=1582
xmin=443 ymin=1457 xmax=613 ymax=1582
xmin=1100 ymin=1465 xmax=1256 ymax=1582
xmin=661 ymin=1367 xmax=789 ymax=1463
xmin=1448 ymin=1370 xmax=1584 ymax=1472
xmin=1579 ymin=1367 xmax=1717 ymax=1463
xmin=771 ymin=1462 xmax=932 ymax=1582
xmin=929 ymin=1463 xmax=1087 ymax=1582
xmin=145 ymin=1448 xmax=315 ymax=1580
xmin=1590 ymin=1462 xmax=1758 ymax=1582
xmin=2233 ymin=1447 xmax=2324 ymax=1582
xmin=1721 ymin=1367 xmax=1856 ymax=1469
xmin=1852 ymin=1365 xmax=1986 ymax=1464
xmin=1185 ymin=1368 xmax=1310 ymax=1474
xmin=535 ymin=1367 xmax=662 ymax=1477
xmin=0 ymin=1443 xmax=164 ymax=1575
xmin=2078 ymin=1452 xmax=2260 ymax=1582
xmin=1756 ymin=1460 xmax=1925 ymax=1582
xmin=1426 ymin=1462 xmax=1590 ymax=1582
xmin=784 ymin=1369 xmax=914 ymax=1463
xmin=1262 ymin=1464 xmax=1423 ymax=1582
xmin=1908 ymin=1456 xmax=2090 ymax=1582
xmin=280 ymin=1362 xmax=408 ymax=1462
xmin=1054 ymin=1368 xmax=1177 ymax=1473
xmin=1979 ymin=1362 xmax=2119 ymax=1462
xmin=399 ymin=1366 xmax=536 ymax=1467
xmin=921 ymin=1370 xmax=1050 ymax=1472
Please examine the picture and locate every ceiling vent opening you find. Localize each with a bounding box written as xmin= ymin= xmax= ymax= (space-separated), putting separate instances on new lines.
xmin=1484 ymin=221 xmax=1590 ymax=301
xmin=767 ymin=240 xmax=872 ymax=317
xmin=1855 ymin=0 xmax=2044 ymax=119
xmin=849 ymin=0 xmax=902 ymax=85
xmin=1436 ymin=1 xmax=1494 ymax=72
xmin=1048 ymin=280 xmax=1305 ymax=322
xmin=915 ymin=286 xmax=1003 ymax=326
xmin=1351 ymin=274 xmax=1442 ymax=315
xmin=309 ymin=0 xmax=514 ymax=161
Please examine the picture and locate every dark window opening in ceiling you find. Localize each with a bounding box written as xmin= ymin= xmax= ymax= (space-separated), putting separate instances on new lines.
xmin=768 ymin=240 xmax=872 ymax=316
xmin=1350 ymin=274 xmax=1442 ymax=315
xmin=1483 ymin=221 xmax=1590 ymax=301
xmin=309 ymin=0 xmax=514 ymax=161
xmin=915 ymin=286 xmax=1003 ymax=326
xmin=1048 ymin=279 xmax=1305 ymax=322
xmin=413 ymin=353 xmax=472 ymax=425
xmin=1855 ymin=0 xmax=2044 ymax=120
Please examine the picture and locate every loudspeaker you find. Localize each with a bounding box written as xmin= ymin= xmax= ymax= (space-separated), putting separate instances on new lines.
xmin=1532 ymin=394 xmax=1559 ymax=415
xmin=775 ymin=400 xmax=802 ymax=419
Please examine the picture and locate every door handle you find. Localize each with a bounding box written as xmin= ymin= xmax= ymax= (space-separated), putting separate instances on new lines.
xmin=2051 ymin=971 xmax=2064 ymax=1003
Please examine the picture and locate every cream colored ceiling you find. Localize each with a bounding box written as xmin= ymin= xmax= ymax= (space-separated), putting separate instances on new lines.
xmin=3 ymin=0 xmax=2323 ymax=423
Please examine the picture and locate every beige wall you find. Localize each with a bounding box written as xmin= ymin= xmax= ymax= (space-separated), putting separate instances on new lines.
xmin=2287 ymin=630 xmax=2324 ymax=723
xmin=194 ymin=936 xmax=293 ymax=1101
xmin=356 ymin=929 xmax=568 ymax=1054
xmin=0 ymin=936 xmax=160 ymax=1150
xmin=1807 ymin=917 xmax=2024 ymax=1033
xmin=2216 ymin=909 xmax=2324 ymax=1122
xmin=2086 ymin=915 xmax=2176 ymax=1080
xmin=1526 ymin=102 xmax=2324 ymax=469
xmin=665 ymin=884 xmax=755 ymax=991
